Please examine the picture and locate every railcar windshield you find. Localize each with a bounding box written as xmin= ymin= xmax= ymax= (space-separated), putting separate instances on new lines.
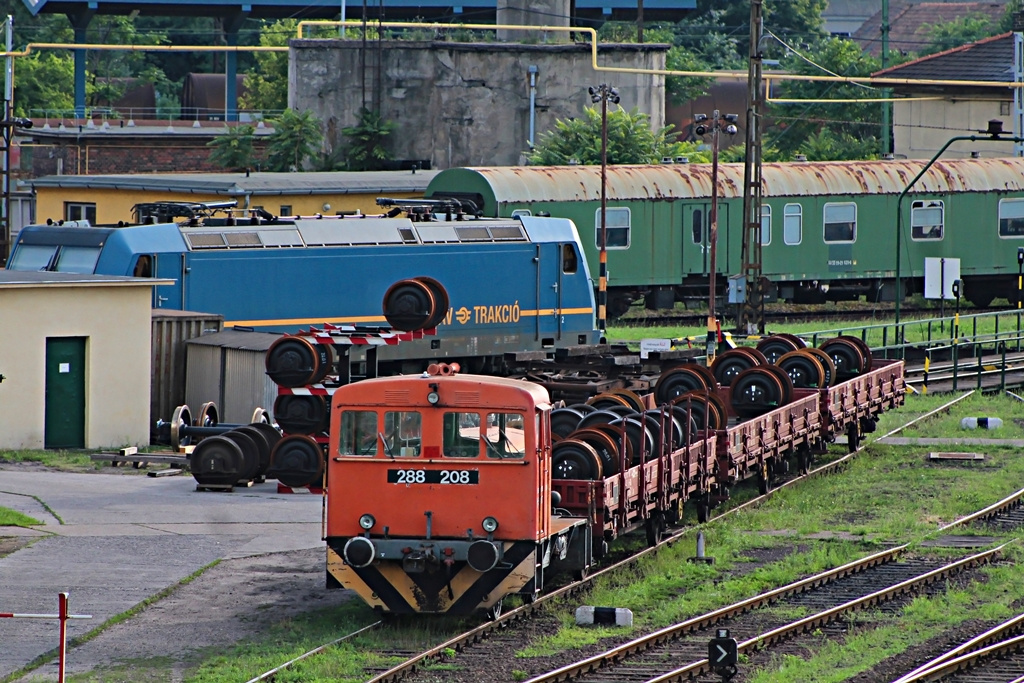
xmin=8 ymin=244 xmax=56 ymax=271
xmin=54 ymin=246 xmax=101 ymax=273
xmin=338 ymin=410 xmax=379 ymax=456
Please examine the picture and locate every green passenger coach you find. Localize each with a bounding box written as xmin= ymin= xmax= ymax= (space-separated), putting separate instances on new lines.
xmin=426 ymin=158 xmax=1024 ymax=315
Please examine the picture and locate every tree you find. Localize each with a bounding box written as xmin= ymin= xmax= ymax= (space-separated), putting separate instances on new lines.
xmin=527 ymin=106 xmax=685 ymax=165
xmin=240 ymin=19 xmax=295 ymax=113
xmin=207 ymin=124 xmax=258 ymax=171
xmin=692 ymin=0 xmax=827 ymax=61
xmin=340 ymin=108 xmax=397 ymax=171
xmin=770 ymin=38 xmax=882 ymax=159
xmin=13 ymin=51 xmax=75 ymax=118
xmin=265 ymin=108 xmax=323 ymax=171
xmin=920 ymin=14 xmax=1000 ymax=56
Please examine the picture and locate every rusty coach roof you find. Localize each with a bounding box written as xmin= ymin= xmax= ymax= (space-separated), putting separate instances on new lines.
xmin=461 ymin=157 xmax=1024 ymax=202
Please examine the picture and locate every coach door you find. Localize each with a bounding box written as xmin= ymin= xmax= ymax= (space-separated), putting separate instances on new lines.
xmin=683 ymin=204 xmax=731 ymax=277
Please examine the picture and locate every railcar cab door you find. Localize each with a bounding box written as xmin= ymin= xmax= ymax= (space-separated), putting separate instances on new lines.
xmin=146 ymin=253 xmax=185 ymax=309
xmin=683 ymin=203 xmax=731 ymax=276
xmin=530 ymin=239 xmax=573 ymax=343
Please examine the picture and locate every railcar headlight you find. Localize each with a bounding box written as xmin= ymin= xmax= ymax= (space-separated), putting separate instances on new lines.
xmin=359 ymin=514 xmax=376 ymax=530
xmin=482 ymin=516 xmax=499 ymax=533
xmin=427 ymin=391 xmax=440 ymax=405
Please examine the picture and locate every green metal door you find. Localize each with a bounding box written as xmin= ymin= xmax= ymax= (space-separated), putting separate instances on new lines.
xmin=45 ymin=337 xmax=86 ymax=449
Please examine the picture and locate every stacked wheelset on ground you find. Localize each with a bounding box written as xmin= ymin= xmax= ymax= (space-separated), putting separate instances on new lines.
xmin=264 ymin=277 xmax=450 ymax=489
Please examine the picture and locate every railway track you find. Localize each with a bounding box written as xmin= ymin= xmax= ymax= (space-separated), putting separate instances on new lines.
xmin=615 ymin=305 xmax=987 ymax=330
xmin=246 ymin=393 xmax=980 ymax=682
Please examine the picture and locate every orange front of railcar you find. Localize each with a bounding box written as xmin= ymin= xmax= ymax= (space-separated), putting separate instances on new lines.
xmin=324 ymin=371 xmax=562 ymax=615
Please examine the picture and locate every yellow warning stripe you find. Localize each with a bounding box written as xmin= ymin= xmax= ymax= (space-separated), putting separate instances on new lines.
xmin=223 ymin=307 xmax=595 ymax=328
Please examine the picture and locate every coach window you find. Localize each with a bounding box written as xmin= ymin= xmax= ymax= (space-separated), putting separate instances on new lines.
xmin=280 ymin=205 xmax=293 ymax=217
xmin=64 ymin=202 xmax=96 ymax=224
xmin=483 ymin=412 xmax=525 ymax=458
xmin=443 ymin=412 xmax=481 ymax=457
xmin=594 ymin=207 xmax=630 ymax=248
xmin=338 ymin=410 xmax=379 ymax=456
xmin=823 ymin=202 xmax=856 ymax=243
xmin=562 ymin=244 xmax=578 ymax=274
xmin=911 ymin=200 xmax=944 ymax=240
xmin=760 ymin=205 xmax=771 ymax=246
xmin=999 ymin=198 xmax=1024 ymax=237
xmin=692 ymin=209 xmax=703 ymax=243
xmin=784 ymin=204 xmax=802 ymax=245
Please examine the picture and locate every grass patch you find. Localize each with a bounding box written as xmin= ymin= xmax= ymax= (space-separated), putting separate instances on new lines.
xmin=0 ymin=449 xmax=105 ymax=471
xmin=874 ymin=392 xmax=1024 ymax=439
xmin=0 ymin=506 xmax=42 ymax=526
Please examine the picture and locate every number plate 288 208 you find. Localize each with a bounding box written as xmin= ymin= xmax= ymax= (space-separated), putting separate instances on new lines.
xmin=387 ymin=469 xmax=479 ymax=485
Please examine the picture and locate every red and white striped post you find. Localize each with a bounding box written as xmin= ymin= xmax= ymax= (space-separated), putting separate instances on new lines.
xmin=0 ymin=592 xmax=92 ymax=683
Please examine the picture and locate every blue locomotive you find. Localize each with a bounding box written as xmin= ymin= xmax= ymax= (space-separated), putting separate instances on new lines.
xmin=7 ymin=201 xmax=600 ymax=373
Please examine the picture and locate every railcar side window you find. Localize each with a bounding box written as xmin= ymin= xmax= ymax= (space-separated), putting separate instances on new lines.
xmin=338 ymin=410 xmax=379 ymax=456
xmin=999 ymin=198 xmax=1024 ymax=237
xmin=8 ymin=244 xmax=57 ymax=271
xmin=784 ymin=204 xmax=802 ymax=245
xmin=594 ymin=207 xmax=630 ymax=248
xmin=760 ymin=205 xmax=771 ymax=246
xmin=692 ymin=209 xmax=703 ymax=244
xmin=443 ymin=412 xmax=481 ymax=457
xmin=54 ymin=246 xmax=101 ymax=273
xmin=384 ymin=411 xmax=421 ymax=457
xmin=562 ymin=244 xmax=578 ymax=274
xmin=483 ymin=412 xmax=525 ymax=458
xmin=911 ymin=200 xmax=944 ymax=240
xmin=823 ymin=203 xmax=856 ymax=243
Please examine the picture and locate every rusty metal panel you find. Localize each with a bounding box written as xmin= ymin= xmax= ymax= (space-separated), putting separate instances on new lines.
xmin=150 ymin=310 xmax=223 ymax=439
xmin=223 ymin=348 xmax=277 ymax=425
xmin=470 ymin=157 xmax=1024 ymax=203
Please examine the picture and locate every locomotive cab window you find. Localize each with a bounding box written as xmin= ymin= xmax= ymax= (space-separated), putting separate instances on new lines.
xmin=483 ymin=412 xmax=525 ymax=458
xmin=823 ymin=202 xmax=856 ymax=243
xmin=999 ymin=198 xmax=1024 ymax=237
xmin=443 ymin=412 xmax=482 ymax=457
xmin=911 ymin=200 xmax=944 ymax=240
xmin=760 ymin=205 xmax=771 ymax=246
xmin=338 ymin=410 xmax=379 ymax=456
xmin=784 ymin=204 xmax=802 ymax=245
xmin=54 ymin=246 xmax=101 ymax=274
xmin=384 ymin=411 xmax=421 ymax=457
xmin=9 ymin=244 xmax=57 ymax=271
xmin=562 ymin=244 xmax=578 ymax=274
xmin=594 ymin=207 xmax=630 ymax=248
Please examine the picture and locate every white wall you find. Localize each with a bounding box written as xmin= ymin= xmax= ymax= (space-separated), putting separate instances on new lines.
xmin=0 ymin=283 xmax=153 ymax=449
xmin=894 ymin=97 xmax=1016 ymax=159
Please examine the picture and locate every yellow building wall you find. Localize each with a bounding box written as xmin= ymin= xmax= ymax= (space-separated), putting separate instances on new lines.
xmin=0 ymin=283 xmax=154 ymax=449
xmin=894 ymin=97 xmax=1014 ymax=159
xmin=33 ymin=187 xmax=425 ymax=225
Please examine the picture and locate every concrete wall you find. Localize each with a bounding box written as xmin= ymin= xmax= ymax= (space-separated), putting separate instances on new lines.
xmin=290 ymin=40 xmax=669 ymax=168
xmin=894 ymin=96 xmax=1015 ymax=159
xmin=0 ymin=283 xmax=154 ymax=449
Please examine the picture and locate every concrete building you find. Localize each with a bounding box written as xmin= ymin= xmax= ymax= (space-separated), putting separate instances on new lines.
xmin=290 ymin=40 xmax=670 ymax=169
xmin=0 ymin=271 xmax=169 ymax=450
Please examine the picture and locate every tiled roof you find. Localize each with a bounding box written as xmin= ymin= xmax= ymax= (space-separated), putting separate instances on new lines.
xmin=854 ymin=1 xmax=1007 ymax=56
xmin=871 ymin=31 xmax=1013 ymax=84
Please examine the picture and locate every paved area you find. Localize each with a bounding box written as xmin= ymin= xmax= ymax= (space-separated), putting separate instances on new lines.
xmin=0 ymin=469 xmax=324 ymax=680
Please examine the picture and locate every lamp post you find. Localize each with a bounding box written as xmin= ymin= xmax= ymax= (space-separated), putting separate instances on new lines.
xmin=694 ymin=110 xmax=738 ymax=364
xmin=588 ymin=83 xmax=619 ymax=339
xmin=894 ymin=120 xmax=1023 ymax=331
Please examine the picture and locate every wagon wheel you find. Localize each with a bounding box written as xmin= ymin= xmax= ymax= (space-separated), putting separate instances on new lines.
xmin=645 ymin=409 xmax=685 ymax=451
xmin=592 ymin=423 xmax=634 ymax=470
xmin=197 ymin=402 xmax=219 ymax=428
xmin=841 ymin=336 xmax=874 ymax=373
xmin=819 ymin=337 xmax=866 ymax=381
xmin=645 ymin=512 xmax=666 ymax=547
xmin=711 ymin=349 xmax=761 ymax=387
xmin=566 ymin=403 xmax=597 ymax=415
xmin=654 ymin=366 xmax=711 ymax=404
xmin=249 ymin=422 xmax=282 ymax=455
xmin=577 ymin=409 xmax=623 ymax=430
xmin=222 ymin=429 xmax=261 ymax=483
xmin=608 ymin=388 xmax=646 ymax=413
xmin=757 ymin=461 xmax=774 ymax=495
xmin=669 ymin=405 xmax=700 ymax=443
xmin=268 ymin=434 xmax=325 ymax=488
xmin=486 ymin=598 xmax=504 ymax=621
xmin=585 ymin=392 xmax=632 ymax=411
xmin=552 ymin=440 xmax=602 ymax=480
xmin=232 ymin=425 xmax=273 ymax=478
xmin=696 ymin=494 xmax=711 ymax=524
xmin=170 ymin=404 xmax=193 ymax=449
xmin=190 ymin=435 xmax=243 ymax=487
xmin=414 ymin=276 xmax=451 ymax=329
xmin=757 ymin=335 xmax=801 ymax=364
xmin=610 ymin=416 xmax=656 ymax=465
xmin=566 ymin=427 xmax=621 ymax=476
xmin=730 ymin=367 xmax=785 ymax=419
xmin=382 ymin=278 xmax=437 ymax=331
xmin=777 ymin=350 xmax=826 ymax=389
xmin=273 ymin=394 xmax=329 ymax=435
xmin=732 ymin=347 xmax=769 ymax=365
xmin=801 ymin=347 xmax=837 ymax=388
xmin=551 ymin=407 xmax=586 ymax=441
xmin=265 ymin=336 xmax=331 ymax=388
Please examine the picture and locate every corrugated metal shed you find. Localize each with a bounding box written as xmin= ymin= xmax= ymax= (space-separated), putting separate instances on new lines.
xmin=152 ymin=311 xmax=224 ymax=440
xmin=458 ymin=157 xmax=1024 ymax=203
xmin=185 ymin=329 xmax=281 ymax=425
xmin=27 ymin=170 xmax=442 ymax=196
